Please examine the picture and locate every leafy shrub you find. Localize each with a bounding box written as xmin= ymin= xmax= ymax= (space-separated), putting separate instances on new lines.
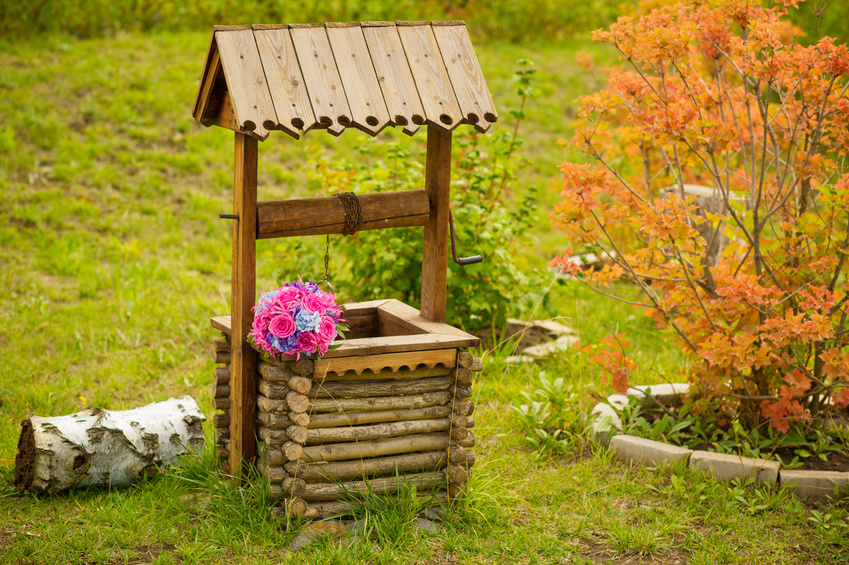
xmin=280 ymin=60 xmax=543 ymax=330
xmin=553 ymin=0 xmax=849 ymax=435
xmin=511 ymin=371 xmax=592 ymax=454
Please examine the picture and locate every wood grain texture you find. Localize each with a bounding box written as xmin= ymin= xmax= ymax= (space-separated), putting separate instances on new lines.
xmin=285 ymin=450 xmax=448 ymax=481
xmin=230 ymin=133 xmax=259 ymax=478
xmin=397 ymin=24 xmax=463 ymax=130
xmin=320 ymin=365 xmax=451 ymax=382
xmin=309 ymin=390 xmax=452 ymax=414
xmin=326 ymin=25 xmax=391 ymax=135
xmin=302 ymin=471 xmax=445 ymax=501
xmin=420 ymin=126 xmax=452 ymax=322
xmin=313 ymin=349 xmax=457 ymax=379
xmin=307 ymin=405 xmax=452 ymax=429
xmin=215 ymin=30 xmax=276 ymax=140
xmin=301 ymin=432 xmax=452 ymax=462
xmin=289 ymin=25 xmax=351 ymax=135
xmin=253 ymin=27 xmax=318 ymax=137
xmin=307 ymin=490 xmax=447 ymax=518
xmin=305 ymin=417 xmax=452 ymax=444
xmin=194 ymin=45 xmax=221 ymax=123
xmin=362 ymin=23 xmax=425 ymax=135
xmin=256 ymin=190 xmax=429 ymax=239
xmin=308 ymin=375 xmax=452 ymax=399
xmin=432 ymin=24 xmax=497 ymax=132
xmin=377 ymin=299 xmax=478 ymax=341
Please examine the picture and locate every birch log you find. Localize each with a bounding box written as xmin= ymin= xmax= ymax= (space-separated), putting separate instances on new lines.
xmin=15 ymin=396 xmax=205 ymax=494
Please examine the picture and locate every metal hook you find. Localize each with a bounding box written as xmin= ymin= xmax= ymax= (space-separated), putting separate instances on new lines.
xmin=448 ymin=209 xmax=483 ymax=266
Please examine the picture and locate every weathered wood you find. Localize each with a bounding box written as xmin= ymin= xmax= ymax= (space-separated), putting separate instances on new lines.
xmin=214 ymin=351 xmax=231 ymax=364
xmin=288 ymin=376 xmax=312 ymax=394
xmin=446 ymin=464 xmax=468 ymax=484
xmin=302 ymin=471 xmax=446 ymax=501
xmin=449 ymin=383 xmax=472 ymax=400
xmin=257 ymin=412 xmax=292 ymax=429
xmin=308 ymin=405 xmax=452 ymax=429
xmin=301 ymin=432 xmax=451 ymax=462
xmin=211 ymin=315 xmax=232 ymax=336
xmin=447 ymin=483 xmax=465 ymax=498
xmin=14 ymin=397 xmax=205 ymax=494
xmin=457 ymin=351 xmax=473 ymax=368
xmin=450 ymin=426 xmax=468 ymax=442
xmin=420 ymin=126 xmax=452 ymax=322
xmin=310 ymin=390 xmax=452 ymax=414
xmin=230 ymin=132 xmax=259 ymax=478
xmin=257 ymin=394 xmax=287 ymax=414
xmin=453 ymin=367 xmax=473 ymax=385
xmin=284 ymin=450 xmax=448 ymax=481
xmin=212 ymin=397 xmax=231 ymax=411
xmin=306 ymin=490 xmax=448 ymax=518
xmin=292 ymin=358 xmax=314 ymax=377
xmin=340 ymin=313 xmax=379 ymax=340
xmin=286 ymin=391 xmax=310 ymax=413
xmin=214 ymin=338 xmax=231 ymax=352
xmin=376 ymin=299 xmax=480 ymax=342
xmin=289 ymin=25 xmax=351 ymax=135
xmin=214 ymin=367 xmax=230 ymax=385
xmin=258 ymin=380 xmax=290 ymax=400
xmin=458 ymin=430 xmax=475 ymax=448
xmin=214 ymin=384 xmax=231 ymax=399
xmin=216 ymin=445 xmax=229 ymax=460
xmin=432 ymin=24 xmax=498 ymax=132
xmin=258 ymin=427 xmax=290 ymax=443
xmin=260 ymin=331 xmax=474 ymax=362
xmin=449 ymin=414 xmax=468 ymax=428
xmin=287 ymin=425 xmax=309 ymax=444
xmin=216 ymin=428 xmax=231 ymax=443
xmin=309 ymin=376 xmax=452 ymax=399
xmin=253 ymin=27 xmax=317 ymax=137
xmin=193 ymin=33 xmax=221 ymax=121
xmin=447 ymin=444 xmax=467 ymax=464
xmin=265 ymin=448 xmax=285 ymax=466
xmin=314 ymin=349 xmax=456 ymax=379
xmin=362 ymin=23 xmax=425 ymax=135
xmin=256 ymin=190 xmax=429 ymax=239
xmin=215 ymin=30 xmax=275 ymax=139
xmin=263 ymin=464 xmax=291 ymax=484
xmin=305 ymin=417 xmax=452 ymax=445
xmin=321 ymin=365 xmax=451 ymax=382
xmin=258 ymin=362 xmax=295 ymax=382
xmin=451 ymin=400 xmax=473 ymax=416
xmin=471 ymin=358 xmax=483 ymax=372
xmin=213 ymin=413 xmax=230 ymax=429
xmin=288 ymin=411 xmax=311 ymax=427
xmin=466 ymin=415 xmax=475 ymax=428
xmin=282 ymin=497 xmax=309 ymax=518
xmin=464 ymin=449 xmax=476 ymax=469
xmin=326 ymin=25 xmax=391 ymax=135
xmin=269 ymin=479 xmax=307 ymax=498
xmin=397 ymin=24 xmax=463 ymax=129
xmin=282 ymin=441 xmax=304 ymax=461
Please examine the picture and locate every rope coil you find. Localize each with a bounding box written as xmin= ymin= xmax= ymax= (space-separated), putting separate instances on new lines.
xmin=334 ymin=192 xmax=363 ymax=236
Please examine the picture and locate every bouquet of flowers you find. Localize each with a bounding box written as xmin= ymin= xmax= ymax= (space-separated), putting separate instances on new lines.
xmin=248 ymin=279 xmax=346 ymax=359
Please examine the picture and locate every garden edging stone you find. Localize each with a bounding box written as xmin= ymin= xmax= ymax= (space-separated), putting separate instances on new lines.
xmin=779 ymin=470 xmax=849 ymax=499
xmin=610 ymin=434 xmax=692 ymax=466
xmin=689 ymin=451 xmax=780 ymax=485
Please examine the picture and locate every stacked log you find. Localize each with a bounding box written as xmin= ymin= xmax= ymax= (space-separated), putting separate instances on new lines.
xmin=259 ymin=348 xmax=483 ymax=519
xmin=211 ymin=335 xmax=232 ymax=473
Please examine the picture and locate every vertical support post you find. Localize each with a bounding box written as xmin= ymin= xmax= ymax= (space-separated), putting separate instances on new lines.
xmin=230 ymin=132 xmax=258 ymax=478
xmin=420 ymin=125 xmax=452 ymax=323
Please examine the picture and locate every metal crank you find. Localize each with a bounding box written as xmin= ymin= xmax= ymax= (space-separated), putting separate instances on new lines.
xmin=448 ymin=209 xmax=483 ymax=266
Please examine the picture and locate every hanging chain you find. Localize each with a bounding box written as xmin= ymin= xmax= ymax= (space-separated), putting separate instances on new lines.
xmin=324 ymin=233 xmax=331 ymax=282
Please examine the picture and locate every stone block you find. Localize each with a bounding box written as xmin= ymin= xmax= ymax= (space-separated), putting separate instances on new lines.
xmin=522 ymin=335 xmax=580 ymax=358
xmin=610 ymin=434 xmax=692 ymax=466
xmin=591 ymin=402 xmax=622 ymax=447
xmin=780 ymin=470 xmax=849 ymax=499
xmin=689 ymin=451 xmax=779 ymax=485
xmin=628 ymin=383 xmax=690 ymax=407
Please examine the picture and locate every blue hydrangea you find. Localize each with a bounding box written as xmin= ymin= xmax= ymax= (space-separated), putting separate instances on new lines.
xmin=295 ymin=309 xmax=321 ymax=332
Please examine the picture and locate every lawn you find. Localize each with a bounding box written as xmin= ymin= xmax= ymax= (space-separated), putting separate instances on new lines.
xmin=1 ymin=27 xmax=847 ymax=565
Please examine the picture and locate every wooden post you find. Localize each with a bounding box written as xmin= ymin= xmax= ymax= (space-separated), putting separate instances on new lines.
xmin=420 ymin=125 xmax=452 ymax=322
xmin=230 ymin=132 xmax=259 ymax=477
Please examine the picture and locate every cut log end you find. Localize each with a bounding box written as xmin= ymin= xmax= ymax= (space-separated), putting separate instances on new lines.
xmin=13 ymin=419 xmax=36 ymax=491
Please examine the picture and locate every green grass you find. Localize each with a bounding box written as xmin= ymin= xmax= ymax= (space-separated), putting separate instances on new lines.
xmin=1 ymin=29 xmax=848 ymax=565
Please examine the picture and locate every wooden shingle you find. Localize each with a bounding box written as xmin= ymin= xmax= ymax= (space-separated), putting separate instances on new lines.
xmin=193 ymin=21 xmax=497 ymax=140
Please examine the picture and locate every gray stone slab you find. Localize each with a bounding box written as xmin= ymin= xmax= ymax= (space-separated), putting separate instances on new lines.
xmin=628 ymin=383 xmax=690 ymax=407
xmin=504 ymin=355 xmax=536 ymax=365
xmin=780 ymin=470 xmax=849 ymax=499
xmin=610 ymin=434 xmax=692 ymax=466
xmin=591 ymin=402 xmax=622 ymax=447
xmin=522 ymin=335 xmax=580 ymax=358
xmin=607 ymin=394 xmax=629 ymax=411
xmin=414 ymin=517 xmax=439 ymax=534
xmin=689 ymin=451 xmax=780 ymax=484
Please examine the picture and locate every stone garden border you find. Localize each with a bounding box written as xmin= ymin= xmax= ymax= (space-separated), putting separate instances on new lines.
xmin=590 ymin=384 xmax=849 ymax=500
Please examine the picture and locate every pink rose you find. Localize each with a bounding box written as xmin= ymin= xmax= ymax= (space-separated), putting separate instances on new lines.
xmin=319 ymin=292 xmax=341 ymax=315
xmin=271 ymin=287 xmax=302 ymax=314
xmin=301 ymin=292 xmax=326 ymax=315
xmin=297 ymin=331 xmax=319 ymax=354
xmin=268 ymin=313 xmax=296 ymax=339
xmin=317 ymin=316 xmax=337 ymax=345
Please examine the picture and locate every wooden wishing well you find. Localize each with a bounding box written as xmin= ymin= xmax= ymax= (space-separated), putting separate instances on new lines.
xmin=194 ymin=21 xmax=496 ymax=519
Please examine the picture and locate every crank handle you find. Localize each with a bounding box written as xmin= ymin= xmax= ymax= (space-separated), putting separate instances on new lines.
xmin=448 ymin=209 xmax=483 ymax=266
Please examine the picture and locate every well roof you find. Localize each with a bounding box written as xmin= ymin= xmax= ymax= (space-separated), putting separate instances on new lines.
xmin=192 ymin=21 xmax=498 ymax=141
